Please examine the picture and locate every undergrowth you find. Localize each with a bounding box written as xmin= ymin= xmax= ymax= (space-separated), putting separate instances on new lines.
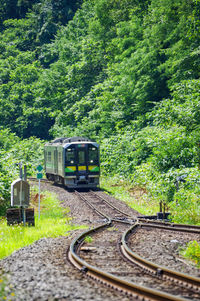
xmin=0 ymin=189 xmax=86 ymax=300
xmin=101 ymin=176 xmax=159 ymax=216
xmin=0 ymin=190 xmax=85 ymax=260
xmin=101 ymin=175 xmax=200 ymax=268
xmin=180 ymin=241 xmax=200 ymax=268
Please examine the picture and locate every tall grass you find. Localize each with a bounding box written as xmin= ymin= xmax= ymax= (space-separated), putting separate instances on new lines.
xmin=101 ymin=176 xmax=159 ymax=215
xmin=101 ymin=176 xmax=200 ymax=268
xmin=0 ymin=191 xmax=84 ymax=259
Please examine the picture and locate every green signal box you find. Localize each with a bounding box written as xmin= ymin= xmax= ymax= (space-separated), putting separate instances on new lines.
xmin=37 ymin=173 xmax=43 ymax=179
xmin=36 ymin=165 xmax=43 ymax=172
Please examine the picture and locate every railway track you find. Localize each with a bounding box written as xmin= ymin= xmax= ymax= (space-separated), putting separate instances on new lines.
xmin=68 ymin=190 xmax=200 ymax=301
xmin=137 ymin=218 xmax=200 ymax=232
xmin=74 ymin=190 xmax=135 ymax=223
xmin=29 ymin=178 xmax=200 ymax=299
xmin=122 ymin=222 xmax=200 ymax=289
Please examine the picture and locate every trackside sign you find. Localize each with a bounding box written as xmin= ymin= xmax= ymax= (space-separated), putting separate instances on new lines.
xmin=11 ymin=179 xmax=30 ymax=207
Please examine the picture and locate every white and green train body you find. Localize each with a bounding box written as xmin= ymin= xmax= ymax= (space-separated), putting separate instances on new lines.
xmin=44 ymin=137 xmax=100 ymax=188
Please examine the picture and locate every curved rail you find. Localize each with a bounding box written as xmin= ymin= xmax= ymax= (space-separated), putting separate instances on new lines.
xmin=121 ymin=222 xmax=200 ymax=290
xmin=69 ymin=191 xmax=199 ymax=300
xmin=69 ymin=222 xmax=189 ymax=301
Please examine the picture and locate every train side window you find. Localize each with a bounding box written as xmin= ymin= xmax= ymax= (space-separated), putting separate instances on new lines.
xmin=66 ymin=148 xmax=75 ymax=164
xmin=47 ymin=152 xmax=51 ymax=162
xmin=88 ymin=146 xmax=98 ymax=164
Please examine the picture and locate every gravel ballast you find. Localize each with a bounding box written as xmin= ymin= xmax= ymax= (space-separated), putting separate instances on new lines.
xmin=1 ymin=236 xmax=127 ymax=301
xmin=0 ymin=182 xmax=132 ymax=300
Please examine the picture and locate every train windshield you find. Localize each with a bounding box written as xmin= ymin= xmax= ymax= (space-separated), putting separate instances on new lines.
xmin=66 ymin=147 xmax=75 ymax=164
xmin=88 ymin=145 xmax=98 ymax=164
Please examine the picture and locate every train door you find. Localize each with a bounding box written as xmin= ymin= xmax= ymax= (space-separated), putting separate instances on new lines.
xmin=54 ymin=149 xmax=58 ymax=174
xmin=77 ymin=144 xmax=87 ymax=174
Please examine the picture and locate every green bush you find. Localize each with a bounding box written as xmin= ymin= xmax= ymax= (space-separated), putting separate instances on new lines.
xmin=169 ymin=168 xmax=200 ymax=224
xmin=100 ymin=124 xmax=200 ymax=224
xmin=180 ymin=241 xmax=200 ymax=267
xmin=0 ymin=129 xmax=45 ymax=216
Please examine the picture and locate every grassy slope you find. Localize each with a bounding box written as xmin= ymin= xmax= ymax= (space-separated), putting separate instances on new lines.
xmin=101 ymin=176 xmax=159 ymax=216
xmin=0 ymin=189 xmax=85 ymax=260
xmin=101 ymin=175 xmax=200 ymax=267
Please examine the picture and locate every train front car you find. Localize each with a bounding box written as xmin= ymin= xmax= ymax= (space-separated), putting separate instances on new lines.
xmin=64 ymin=137 xmax=100 ymax=188
xmin=44 ymin=137 xmax=100 ymax=189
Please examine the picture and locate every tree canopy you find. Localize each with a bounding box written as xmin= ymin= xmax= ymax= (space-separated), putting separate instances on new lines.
xmin=0 ymin=0 xmax=200 ymax=221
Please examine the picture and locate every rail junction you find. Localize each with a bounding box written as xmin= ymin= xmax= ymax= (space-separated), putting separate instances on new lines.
xmin=28 ymin=178 xmax=200 ymax=300
xmin=69 ymin=190 xmax=200 ymax=301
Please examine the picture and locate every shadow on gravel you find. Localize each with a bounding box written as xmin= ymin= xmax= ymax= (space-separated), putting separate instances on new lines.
xmin=51 ymin=181 xmax=102 ymax=193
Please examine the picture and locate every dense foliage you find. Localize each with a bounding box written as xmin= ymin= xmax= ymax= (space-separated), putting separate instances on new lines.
xmin=0 ymin=128 xmax=44 ymax=215
xmin=0 ymin=0 xmax=199 ymax=223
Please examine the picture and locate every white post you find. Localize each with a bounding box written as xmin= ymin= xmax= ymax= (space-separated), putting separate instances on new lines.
xmin=20 ymin=179 xmax=22 ymax=207
xmin=38 ymin=178 xmax=41 ymax=219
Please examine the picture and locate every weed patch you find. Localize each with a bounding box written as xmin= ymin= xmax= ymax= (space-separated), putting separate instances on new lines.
xmin=84 ymin=235 xmax=93 ymax=243
xmin=0 ymin=191 xmax=85 ymax=259
xmin=180 ymin=241 xmax=200 ymax=268
xmin=101 ymin=176 xmax=159 ymax=215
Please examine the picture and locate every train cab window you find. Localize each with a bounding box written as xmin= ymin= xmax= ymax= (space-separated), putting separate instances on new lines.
xmin=66 ymin=147 xmax=75 ymax=164
xmin=78 ymin=149 xmax=86 ymax=165
xmin=88 ymin=146 xmax=98 ymax=164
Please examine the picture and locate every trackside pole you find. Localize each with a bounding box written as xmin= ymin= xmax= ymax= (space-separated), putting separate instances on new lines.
xmin=38 ymin=178 xmax=41 ymax=219
xmin=19 ymin=162 xmax=26 ymax=226
xmin=36 ymin=165 xmax=43 ymax=220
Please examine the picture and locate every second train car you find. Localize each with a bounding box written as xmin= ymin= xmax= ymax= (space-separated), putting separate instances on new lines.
xmin=44 ymin=137 xmax=100 ymax=189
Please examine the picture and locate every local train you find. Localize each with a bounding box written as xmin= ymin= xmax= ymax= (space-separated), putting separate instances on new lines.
xmin=44 ymin=137 xmax=100 ymax=189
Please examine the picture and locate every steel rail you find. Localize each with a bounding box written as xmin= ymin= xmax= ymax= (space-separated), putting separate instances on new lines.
xmin=74 ymin=190 xmax=135 ymax=224
xmin=90 ymin=190 xmax=133 ymax=218
xmin=74 ymin=190 xmax=111 ymax=221
xmin=69 ymin=222 xmax=189 ymax=301
xmin=138 ymin=218 xmax=200 ymax=232
xmin=70 ymin=191 xmax=194 ymax=299
xmin=121 ymin=223 xmax=200 ymax=290
xmin=139 ymin=222 xmax=200 ymax=234
xmin=30 ymin=176 xmax=199 ymax=298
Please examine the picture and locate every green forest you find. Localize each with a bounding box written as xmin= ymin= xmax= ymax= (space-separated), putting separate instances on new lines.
xmin=0 ymin=0 xmax=200 ymax=223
